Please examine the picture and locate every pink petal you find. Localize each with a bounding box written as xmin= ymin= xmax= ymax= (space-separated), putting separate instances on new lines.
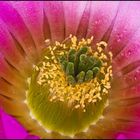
xmin=122 ymin=67 xmax=140 ymax=88
xmin=105 ymin=102 xmax=140 ymax=122
xmin=113 ymin=28 xmax=140 ymax=74
xmin=11 ymin=1 xmax=45 ymax=52
xmin=0 ymin=2 xmax=37 ymax=60
xmin=86 ymin=1 xmax=119 ymax=46
xmin=98 ymin=118 xmax=140 ymax=134
xmin=108 ymin=2 xmax=140 ymax=57
xmin=111 ymin=27 xmax=140 ymax=98
xmin=111 ymin=83 xmax=140 ymax=101
xmin=0 ymin=19 xmax=31 ymax=76
xmin=63 ymin=1 xmax=87 ymax=37
xmin=44 ymin=1 xmax=65 ymax=41
xmin=0 ymin=53 xmax=25 ymax=89
xmin=76 ymin=1 xmax=91 ymax=39
xmin=112 ymin=65 xmax=140 ymax=91
xmin=0 ymin=76 xmax=25 ymax=101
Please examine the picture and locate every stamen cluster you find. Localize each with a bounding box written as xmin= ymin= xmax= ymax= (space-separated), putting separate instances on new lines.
xmin=34 ymin=35 xmax=113 ymax=112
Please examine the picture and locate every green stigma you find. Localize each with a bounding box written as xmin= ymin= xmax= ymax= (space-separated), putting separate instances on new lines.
xmin=59 ymin=46 xmax=102 ymax=85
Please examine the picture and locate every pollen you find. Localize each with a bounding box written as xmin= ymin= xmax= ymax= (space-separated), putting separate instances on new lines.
xmin=34 ymin=35 xmax=113 ymax=112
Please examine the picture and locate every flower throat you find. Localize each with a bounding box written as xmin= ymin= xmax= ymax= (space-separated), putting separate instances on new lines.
xmin=26 ymin=35 xmax=113 ymax=135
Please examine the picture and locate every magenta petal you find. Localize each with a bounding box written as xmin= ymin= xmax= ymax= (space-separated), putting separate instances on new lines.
xmin=0 ymin=109 xmax=27 ymax=139
xmin=116 ymin=133 xmax=126 ymax=139
xmin=0 ymin=109 xmax=6 ymax=139
xmin=0 ymin=109 xmax=40 ymax=139
xmin=116 ymin=132 xmax=140 ymax=139
xmin=122 ymin=132 xmax=140 ymax=139
xmin=0 ymin=128 xmax=5 ymax=139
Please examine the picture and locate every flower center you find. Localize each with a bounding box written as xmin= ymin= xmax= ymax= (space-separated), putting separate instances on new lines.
xmin=26 ymin=35 xmax=113 ymax=136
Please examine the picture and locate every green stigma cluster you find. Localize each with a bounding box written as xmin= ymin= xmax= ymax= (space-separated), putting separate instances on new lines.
xmin=59 ymin=46 xmax=102 ymax=85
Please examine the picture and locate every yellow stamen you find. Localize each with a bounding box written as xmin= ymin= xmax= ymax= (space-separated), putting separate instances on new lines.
xmin=34 ymin=36 xmax=113 ymax=112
